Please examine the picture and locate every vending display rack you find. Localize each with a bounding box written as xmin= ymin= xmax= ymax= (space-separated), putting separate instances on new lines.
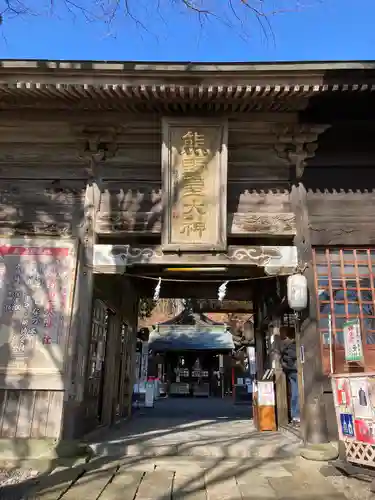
xmin=331 ymin=372 xmax=375 ymax=469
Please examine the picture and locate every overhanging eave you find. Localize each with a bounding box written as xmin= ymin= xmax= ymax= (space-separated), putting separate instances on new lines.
xmin=0 ymin=82 xmax=374 ymax=103
xmin=0 ymin=59 xmax=375 ymax=107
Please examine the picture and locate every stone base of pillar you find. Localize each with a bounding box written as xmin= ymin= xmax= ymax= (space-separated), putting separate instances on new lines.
xmin=300 ymin=397 xmax=339 ymax=461
xmin=304 ymin=397 xmax=329 ymax=444
xmin=300 ymin=442 xmax=339 ymax=461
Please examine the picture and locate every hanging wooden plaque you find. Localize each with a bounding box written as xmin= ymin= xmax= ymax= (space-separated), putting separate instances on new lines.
xmin=161 ymin=118 xmax=228 ymax=252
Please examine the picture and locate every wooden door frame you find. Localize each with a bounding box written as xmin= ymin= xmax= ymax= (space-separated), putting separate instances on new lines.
xmin=101 ymin=312 xmax=121 ymax=426
xmin=117 ymin=323 xmax=129 ymax=418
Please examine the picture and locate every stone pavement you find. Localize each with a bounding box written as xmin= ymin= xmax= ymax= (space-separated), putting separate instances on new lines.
xmin=87 ymin=397 xmax=300 ymax=459
xmin=0 ymin=398 xmax=359 ymax=499
xmin=4 ymin=455 xmax=350 ymax=499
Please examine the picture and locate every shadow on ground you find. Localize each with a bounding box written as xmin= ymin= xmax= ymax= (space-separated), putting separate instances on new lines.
xmin=0 ymin=398 xmax=346 ymax=499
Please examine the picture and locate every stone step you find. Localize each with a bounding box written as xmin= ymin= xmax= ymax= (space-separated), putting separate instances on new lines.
xmin=88 ymin=440 xmax=301 ymax=459
xmin=12 ymin=455 xmax=349 ymax=500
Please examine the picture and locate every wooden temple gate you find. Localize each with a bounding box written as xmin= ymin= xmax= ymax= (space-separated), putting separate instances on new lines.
xmin=0 ymin=60 xmax=374 ymax=456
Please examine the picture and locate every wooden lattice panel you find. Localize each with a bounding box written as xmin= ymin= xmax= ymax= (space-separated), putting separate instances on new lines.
xmin=345 ymin=439 xmax=375 ymax=467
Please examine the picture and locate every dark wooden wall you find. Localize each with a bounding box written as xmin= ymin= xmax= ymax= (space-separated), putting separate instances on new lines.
xmin=0 ymin=113 xmax=297 ymax=241
xmin=303 ymin=121 xmax=375 ymax=246
xmin=0 ymin=389 xmax=63 ymax=439
xmin=301 ymin=93 xmax=375 ymax=440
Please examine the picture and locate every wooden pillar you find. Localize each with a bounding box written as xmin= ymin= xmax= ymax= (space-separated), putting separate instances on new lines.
xmin=112 ymin=317 xmax=124 ymax=421
xmin=271 ymin=318 xmax=289 ymax=427
xmin=295 ymin=317 xmax=306 ymax=426
xmin=291 ymin=182 xmax=329 ymax=445
xmin=102 ymin=312 xmax=122 ymax=426
xmin=254 ymin=292 xmax=265 ymax=379
xmin=62 ymin=179 xmax=100 ymax=439
xmin=115 ymin=276 xmax=140 ymax=418
xmin=121 ymin=276 xmax=139 ymax=417
xmin=62 ymin=139 xmax=108 ymax=439
xmin=117 ymin=323 xmax=130 ymax=418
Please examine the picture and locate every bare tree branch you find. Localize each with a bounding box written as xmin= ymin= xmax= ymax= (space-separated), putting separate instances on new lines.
xmin=0 ymin=0 xmax=316 ymax=41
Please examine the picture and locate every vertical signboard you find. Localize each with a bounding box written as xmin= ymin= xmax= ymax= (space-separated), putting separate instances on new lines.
xmin=0 ymin=238 xmax=76 ymax=385
xmin=247 ymin=346 xmax=256 ymax=375
xmin=134 ymin=351 xmax=141 ymax=381
xmin=343 ymin=319 xmax=363 ymax=363
xmin=145 ymin=382 xmax=155 ymax=408
xmin=161 ymin=118 xmax=228 ymax=252
xmin=139 ymin=341 xmax=149 ymax=383
xmin=257 ymin=381 xmax=275 ymax=406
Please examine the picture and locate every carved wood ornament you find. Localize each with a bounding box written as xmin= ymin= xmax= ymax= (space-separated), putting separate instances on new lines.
xmin=274 ymin=124 xmax=330 ymax=178
xmin=75 ymin=128 xmax=120 ymax=247
xmin=232 ymin=213 xmax=296 ymax=235
xmin=95 ymin=188 xmax=296 ymax=237
xmin=92 ymin=244 xmax=298 ymax=276
xmin=0 ymin=181 xmax=86 ymax=237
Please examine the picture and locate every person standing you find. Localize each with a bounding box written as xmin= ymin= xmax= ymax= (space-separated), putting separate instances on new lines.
xmin=280 ymin=328 xmax=300 ymax=425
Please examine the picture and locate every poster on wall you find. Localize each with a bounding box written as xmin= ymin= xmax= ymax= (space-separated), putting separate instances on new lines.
xmin=367 ymin=377 xmax=375 ymax=414
xmin=0 ymin=238 xmax=76 ymax=372
xmin=354 ymin=419 xmax=375 ymax=444
xmin=350 ymin=378 xmax=373 ymax=419
xmin=145 ymin=381 xmax=154 ymax=408
xmin=258 ymin=381 xmax=275 ymax=406
xmin=139 ymin=341 xmax=149 ymax=382
xmin=343 ymin=319 xmax=363 ymax=363
xmin=0 ymin=257 xmax=6 ymax=313
xmin=134 ymin=352 xmax=140 ymax=380
xmin=339 ymin=413 xmax=355 ymax=438
xmin=334 ymin=378 xmax=352 ymax=408
xmin=247 ymin=346 xmax=256 ymax=375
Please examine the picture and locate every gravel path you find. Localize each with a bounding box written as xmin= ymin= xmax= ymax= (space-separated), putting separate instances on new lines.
xmin=0 ymin=466 xmax=39 ymax=490
xmin=318 ymin=463 xmax=375 ymax=500
xmin=329 ymin=473 xmax=375 ymax=500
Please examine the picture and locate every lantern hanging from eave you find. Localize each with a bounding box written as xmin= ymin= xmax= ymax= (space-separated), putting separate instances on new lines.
xmin=287 ymin=273 xmax=308 ymax=311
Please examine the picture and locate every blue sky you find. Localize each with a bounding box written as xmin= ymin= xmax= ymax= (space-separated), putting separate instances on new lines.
xmin=0 ymin=0 xmax=374 ymax=61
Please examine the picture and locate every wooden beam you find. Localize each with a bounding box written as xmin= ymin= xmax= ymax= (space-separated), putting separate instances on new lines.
xmin=308 ymin=190 xmax=375 ymax=245
xmin=91 ymin=244 xmax=298 ymax=275
xmin=0 ymin=109 xmax=300 ymax=123
xmin=309 ymin=223 xmax=375 ymax=246
xmin=133 ymin=280 xmax=254 ymax=300
xmin=95 ymin=188 xmax=294 ymax=237
xmin=0 ymin=58 xmax=370 ymax=78
xmin=95 ymin=211 xmax=296 ymax=237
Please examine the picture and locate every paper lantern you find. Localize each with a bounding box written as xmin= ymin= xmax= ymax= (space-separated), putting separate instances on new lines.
xmin=287 ymin=274 xmax=308 ymax=311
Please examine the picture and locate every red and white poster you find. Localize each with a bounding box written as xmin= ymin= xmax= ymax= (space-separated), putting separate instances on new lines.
xmin=335 ymin=378 xmax=352 ymax=408
xmin=0 ymin=238 xmax=76 ymax=368
xmin=354 ymin=419 xmax=375 ymax=444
